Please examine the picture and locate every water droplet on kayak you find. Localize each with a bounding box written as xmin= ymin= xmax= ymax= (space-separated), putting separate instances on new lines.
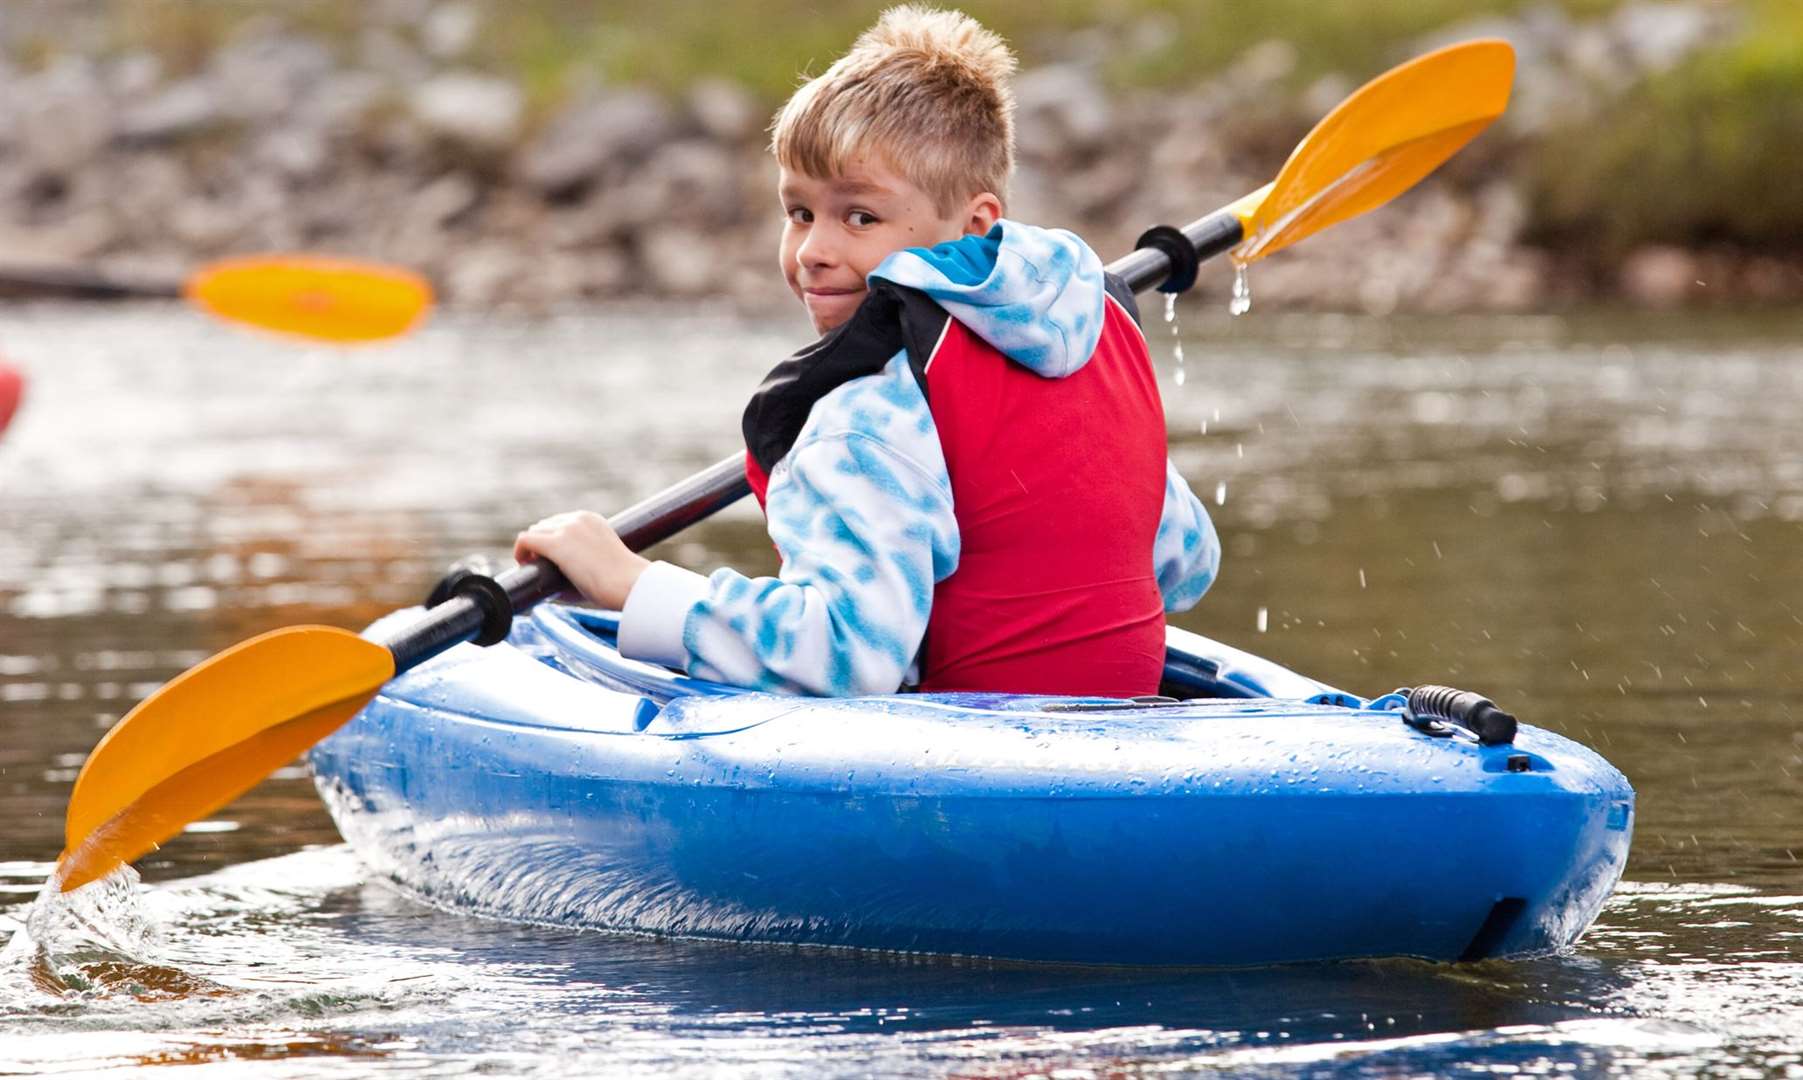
xmin=1230 ymin=263 xmax=1252 ymax=316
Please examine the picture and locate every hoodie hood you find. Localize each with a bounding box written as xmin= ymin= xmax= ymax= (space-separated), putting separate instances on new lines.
xmin=869 ymin=219 xmax=1107 ymax=378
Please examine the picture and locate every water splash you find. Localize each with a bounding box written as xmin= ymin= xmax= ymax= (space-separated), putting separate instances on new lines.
xmin=1163 ymin=292 xmax=1186 ymax=386
xmin=1229 ymin=264 xmax=1253 ymax=316
xmin=0 ymin=864 xmax=203 ymax=1002
xmin=23 ymin=865 xmax=150 ymax=957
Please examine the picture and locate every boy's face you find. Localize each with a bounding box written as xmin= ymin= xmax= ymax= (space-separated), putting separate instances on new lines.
xmin=779 ymin=157 xmax=1001 ymax=335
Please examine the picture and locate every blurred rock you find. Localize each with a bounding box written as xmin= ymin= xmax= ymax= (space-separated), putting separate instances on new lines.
xmin=1015 ymin=64 xmax=1112 ymax=159
xmin=1300 ymin=73 xmax=1354 ymax=121
xmin=1224 ymin=39 xmax=1298 ymax=91
xmin=1613 ymin=1 xmax=1730 ymax=75
xmin=360 ymin=27 xmax=431 ymax=86
xmin=255 ymin=128 xmax=332 ymax=182
xmin=618 ymin=140 xmax=743 ymax=227
xmin=639 ymin=227 xmax=718 ymax=295
xmin=311 ymin=71 xmax=387 ymax=130
xmin=117 ymin=79 xmax=222 ymax=143
xmin=1619 ymin=246 xmax=1699 ymax=307
xmin=0 ymin=209 xmax=116 ymax=261
xmin=514 ymin=90 xmax=679 ymax=195
xmin=212 ymin=31 xmax=336 ymax=122
xmin=409 ymin=172 xmax=481 ymax=229
xmin=423 ymin=1 xmax=483 ymax=60
xmin=169 ymin=198 xmax=244 ymax=251
xmin=410 ymin=73 xmax=525 ymax=152
xmin=689 ymin=79 xmax=762 ymax=144
xmin=444 ymin=243 xmax=529 ymax=305
xmin=14 ymin=59 xmax=113 ymax=176
xmin=105 ymin=52 xmax=163 ymax=99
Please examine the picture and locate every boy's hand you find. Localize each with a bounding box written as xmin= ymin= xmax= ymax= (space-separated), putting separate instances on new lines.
xmin=513 ymin=511 xmax=650 ymax=611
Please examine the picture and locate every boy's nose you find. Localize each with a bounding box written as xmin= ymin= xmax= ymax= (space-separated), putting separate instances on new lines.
xmin=796 ymin=226 xmax=840 ymax=269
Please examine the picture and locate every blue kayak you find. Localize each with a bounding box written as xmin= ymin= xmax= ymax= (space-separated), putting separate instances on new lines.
xmin=309 ymin=604 xmax=1635 ymax=966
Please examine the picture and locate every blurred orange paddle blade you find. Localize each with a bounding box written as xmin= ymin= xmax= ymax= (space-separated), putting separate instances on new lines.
xmin=185 ymin=255 xmax=434 ymax=344
xmin=56 ymin=626 xmax=394 ymax=892
xmin=1234 ymin=39 xmax=1516 ymax=263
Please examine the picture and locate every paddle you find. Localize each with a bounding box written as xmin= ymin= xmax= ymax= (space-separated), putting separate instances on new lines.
xmin=53 ymin=38 xmax=1515 ymax=893
xmin=0 ymin=254 xmax=433 ymax=343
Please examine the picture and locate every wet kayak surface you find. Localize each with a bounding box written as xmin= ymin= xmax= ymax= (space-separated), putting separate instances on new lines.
xmin=3 ymin=302 xmax=1801 ymax=1076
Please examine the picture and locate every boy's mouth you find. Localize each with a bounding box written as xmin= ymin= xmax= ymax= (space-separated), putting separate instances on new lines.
xmin=801 ymin=286 xmax=865 ymax=324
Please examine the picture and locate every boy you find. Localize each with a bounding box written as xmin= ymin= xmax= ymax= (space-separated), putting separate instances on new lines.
xmin=516 ymin=5 xmax=1218 ymax=697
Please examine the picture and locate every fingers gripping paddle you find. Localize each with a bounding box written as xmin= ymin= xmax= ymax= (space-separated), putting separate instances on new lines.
xmin=0 ymin=255 xmax=434 ymax=344
xmin=56 ymin=39 xmax=1515 ymax=893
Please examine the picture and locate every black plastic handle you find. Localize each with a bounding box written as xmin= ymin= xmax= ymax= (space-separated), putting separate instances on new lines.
xmin=1404 ymin=685 xmax=1519 ymax=746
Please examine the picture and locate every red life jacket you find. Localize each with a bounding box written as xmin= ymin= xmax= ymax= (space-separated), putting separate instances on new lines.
xmin=742 ymin=279 xmax=1168 ymax=697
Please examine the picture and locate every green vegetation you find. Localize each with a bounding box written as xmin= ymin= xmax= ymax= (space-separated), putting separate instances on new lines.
xmin=466 ymin=0 xmax=1617 ymax=100
xmin=1526 ymin=0 xmax=1803 ymax=256
xmin=61 ymin=0 xmax=1614 ymax=101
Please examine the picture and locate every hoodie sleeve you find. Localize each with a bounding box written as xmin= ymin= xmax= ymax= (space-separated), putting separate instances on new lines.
xmin=616 ymin=355 xmax=959 ymax=696
xmin=872 ymin=220 xmax=1107 ymax=378
xmin=1154 ymin=459 xmax=1220 ymax=612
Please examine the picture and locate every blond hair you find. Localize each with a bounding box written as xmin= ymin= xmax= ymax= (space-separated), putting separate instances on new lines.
xmin=770 ymin=5 xmax=1016 ymax=214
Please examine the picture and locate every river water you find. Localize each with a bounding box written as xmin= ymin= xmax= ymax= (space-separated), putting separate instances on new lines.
xmin=1 ymin=301 xmax=1800 ymax=1076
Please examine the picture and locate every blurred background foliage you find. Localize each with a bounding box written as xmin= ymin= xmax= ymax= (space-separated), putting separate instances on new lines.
xmin=3 ymin=0 xmax=1795 ymax=297
xmin=1526 ymin=0 xmax=1803 ymax=255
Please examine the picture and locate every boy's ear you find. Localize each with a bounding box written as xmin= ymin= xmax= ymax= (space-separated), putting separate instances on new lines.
xmin=962 ymin=192 xmax=1003 ymax=237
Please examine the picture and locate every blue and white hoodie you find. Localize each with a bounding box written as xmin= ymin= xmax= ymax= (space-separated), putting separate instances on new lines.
xmin=618 ymin=220 xmax=1220 ymax=696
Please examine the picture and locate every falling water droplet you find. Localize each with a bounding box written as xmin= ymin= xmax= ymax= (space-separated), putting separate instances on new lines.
xmin=1164 ymin=292 xmax=1187 ymax=387
xmin=1229 ymin=263 xmax=1252 ymax=316
xmin=1215 ymin=481 xmax=1227 ymax=506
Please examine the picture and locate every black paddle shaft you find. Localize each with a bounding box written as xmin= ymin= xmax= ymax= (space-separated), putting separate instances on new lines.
xmin=379 ymin=206 xmax=1244 ymax=674
xmin=0 ymin=264 xmax=182 ymax=300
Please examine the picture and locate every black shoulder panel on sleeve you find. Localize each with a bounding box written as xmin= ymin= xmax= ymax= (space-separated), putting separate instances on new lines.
xmin=740 ymin=282 xmax=948 ymax=474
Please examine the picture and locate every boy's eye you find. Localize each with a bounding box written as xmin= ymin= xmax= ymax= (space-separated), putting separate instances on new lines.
xmin=847 ymin=210 xmax=879 ymax=227
xmin=787 ymin=207 xmax=812 ymax=225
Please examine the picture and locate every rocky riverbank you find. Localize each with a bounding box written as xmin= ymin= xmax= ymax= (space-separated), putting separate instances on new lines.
xmin=2 ymin=1 xmax=1797 ymax=313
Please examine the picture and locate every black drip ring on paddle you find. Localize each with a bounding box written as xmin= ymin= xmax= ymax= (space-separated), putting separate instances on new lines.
xmin=1134 ymin=224 xmax=1201 ymax=294
xmin=424 ymin=568 xmax=514 ymax=647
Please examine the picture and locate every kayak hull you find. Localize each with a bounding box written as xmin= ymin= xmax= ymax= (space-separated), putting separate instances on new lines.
xmin=311 ymin=605 xmax=1634 ymax=966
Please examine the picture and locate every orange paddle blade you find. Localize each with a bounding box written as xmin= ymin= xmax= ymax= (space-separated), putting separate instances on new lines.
xmin=57 ymin=626 xmax=394 ymax=892
xmin=184 ymin=255 xmax=434 ymax=344
xmin=1234 ymin=39 xmax=1516 ymax=263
